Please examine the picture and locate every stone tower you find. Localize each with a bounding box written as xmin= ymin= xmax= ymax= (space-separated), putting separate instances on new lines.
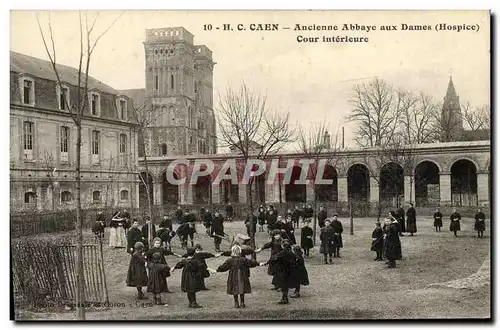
xmin=440 ymin=76 xmax=463 ymax=142
xmin=143 ymin=27 xmax=217 ymax=156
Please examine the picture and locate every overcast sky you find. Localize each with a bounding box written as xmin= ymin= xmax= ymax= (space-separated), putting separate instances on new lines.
xmin=10 ymin=10 xmax=490 ymax=148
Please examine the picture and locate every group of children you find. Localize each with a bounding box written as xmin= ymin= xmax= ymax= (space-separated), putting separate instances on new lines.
xmin=126 ymin=229 xmax=310 ymax=308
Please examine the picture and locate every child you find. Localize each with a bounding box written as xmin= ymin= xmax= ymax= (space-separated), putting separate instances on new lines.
xmin=212 ymin=245 xmax=263 ymax=308
xmin=371 ymin=221 xmax=384 ymax=261
xmin=320 ymin=219 xmax=335 ymax=264
xmin=449 ymin=208 xmax=462 ymax=237
xmin=146 ymin=237 xmax=182 ymax=293
xmin=91 ymin=212 xmax=106 ymax=240
xmin=173 ymin=247 xmax=206 ymax=308
xmin=147 ymin=252 xmax=171 ymax=305
xmin=181 ymin=244 xmax=221 ymax=290
xmin=433 ymin=208 xmax=443 ymax=232
xmin=177 ymin=222 xmax=196 ymax=248
xmin=283 ymin=215 xmax=296 ymax=245
xmin=126 ymin=242 xmax=148 ymax=300
xmin=290 ymin=245 xmax=309 ymax=298
xmin=127 ymin=220 xmax=144 ymax=254
xmin=474 ymin=208 xmax=486 ymax=238
xmin=300 ymin=221 xmax=313 ymax=257
xmin=264 ymin=240 xmax=296 ymax=305
xmin=255 ymin=230 xmax=283 ymax=290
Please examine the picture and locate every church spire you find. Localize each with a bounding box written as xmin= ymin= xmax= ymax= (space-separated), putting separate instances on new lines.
xmin=444 ymin=75 xmax=458 ymax=102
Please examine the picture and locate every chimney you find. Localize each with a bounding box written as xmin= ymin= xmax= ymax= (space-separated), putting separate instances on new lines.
xmin=323 ymin=131 xmax=331 ymax=149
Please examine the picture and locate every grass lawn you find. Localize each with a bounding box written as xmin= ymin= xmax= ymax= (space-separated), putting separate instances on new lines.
xmin=14 ymin=215 xmax=491 ymax=320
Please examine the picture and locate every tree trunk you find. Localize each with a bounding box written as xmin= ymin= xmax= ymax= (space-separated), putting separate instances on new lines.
xmin=247 ymin=180 xmax=257 ymax=261
xmin=75 ymin=123 xmax=85 ymax=320
xmin=311 ymin=186 xmax=317 ymax=245
xmin=349 ymin=203 xmax=354 ymax=235
xmin=142 ymin=151 xmax=154 ymax=249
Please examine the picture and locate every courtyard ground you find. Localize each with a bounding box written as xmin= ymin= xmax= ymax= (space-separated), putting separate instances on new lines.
xmin=15 ymin=215 xmax=491 ymax=320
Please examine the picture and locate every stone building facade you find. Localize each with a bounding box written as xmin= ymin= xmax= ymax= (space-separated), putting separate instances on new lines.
xmin=10 ymin=51 xmax=139 ymax=212
xmin=121 ymin=27 xmax=217 ymax=158
xmin=140 ymin=140 xmax=491 ymax=210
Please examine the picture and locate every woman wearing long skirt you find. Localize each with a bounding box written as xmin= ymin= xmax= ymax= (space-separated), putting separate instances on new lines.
xmin=433 ymin=208 xmax=443 ymax=232
xmin=449 ymin=208 xmax=461 ymax=237
xmin=474 ymin=208 xmax=486 ymax=238
xmin=213 ymin=245 xmax=262 ymax=308
xmin=109 ymin=212 xmax=127 ymax=248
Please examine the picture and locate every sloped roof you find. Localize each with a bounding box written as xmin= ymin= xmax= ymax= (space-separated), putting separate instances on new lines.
xmin=10 ymin=51 xmax=118 ymax=95
xmin=118 ymin=88 xmax=146 ymax=107
xmin=444 ymin=76 xmax=458 ymax=101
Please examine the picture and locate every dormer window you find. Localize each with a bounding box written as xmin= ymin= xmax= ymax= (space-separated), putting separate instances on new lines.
xmin=117 ymin=98 xmax=127 ymax=120
xmin=57 ymin=84 xmax=70 ymax=111
xmin=20 ymin=76 xmax=35 ymax=106
xmin=89 ymin=91 xmax=100 ymax=116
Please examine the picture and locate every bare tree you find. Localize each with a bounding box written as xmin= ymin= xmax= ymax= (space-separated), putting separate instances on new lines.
xmin=296 ymin=121 xmax=343 ymax=243
xmin=37 ymin=11 xmax=122 ymax=320
xmin=462 ymin=103 xmax=491 ymax=140
xmin=39 ymin=149 xmax=58 ymax=211
xmin=130 ymin=101 xmax=167 ymax=248
xmin=399 ymin=92 xmax=439 ymax=144
xmin=347 ymin=78 xmax=404 ymax=147
xmin=217 ymin=83 xmax=295 ymax=257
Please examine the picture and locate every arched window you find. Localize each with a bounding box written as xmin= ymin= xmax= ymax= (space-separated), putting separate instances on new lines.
xmin=61 ymin=191 xmax=73 ymax=203
xmin=92 ymin=191 xmax=101 ymax=202
xmin=120 ymin=190 xmax=129 ymax=201
xmin=24 ymin=191 xmax=36 ymax=204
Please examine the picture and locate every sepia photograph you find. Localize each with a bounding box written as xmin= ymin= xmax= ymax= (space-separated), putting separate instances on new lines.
xmin=8 ymin=9 xmax=491 ymax=321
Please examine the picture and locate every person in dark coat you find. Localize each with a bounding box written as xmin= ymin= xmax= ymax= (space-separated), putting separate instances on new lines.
xmin=383 ymin=218 xmax=402 ymax=268
xmin=450 ymin=208 xmax=461 ymax=237
xmin=126 ymin=242 xmax=148 ymax=300
xmin=317 ymin=206 xmax=327 ymax=229
xmin=320 ymin=219 xmax=335 ymax=264
xmin=202 ymin=209 xmax=213 ymax=235
xmin=127 ymin=220 xmax=144 ymax=254
xmin=406 ymin=203 xmax=417 ymax=236
xmin=292 ymin=206 xmax=301 ymax=229
xmin=266 ymin=209 xmax=278 ymax=233
xmin=146 ymin=238 xmax=182 ymax=293
xmin=211 ymin=210 xmax=225 ymax=252
xmin=396 ymin=205 xmax=406 ymax=236
xmin=92 ymin=211 xmax=106 ymax=239
xmin=175 ymin=206 xmax=184 ymax=224
xmin=300 ymin=221 xmax=313 ymax=257
xmin=173 ymin=248 xmax=206 ymax=308
xmin=258 ymin=205 xmax=266 ymax=232
xmin=274 ymin=215 xmax=285 ymax=233
xmin=245 ymin=212 xmax=258 ymax=238
xmin=306 ymin=205 xmax=314 ymax=222
xmin=141 ymin=217 xmax=156 ymax=250
xmin=474 ymin=208 xmax=486 ymax=238
xmin=159 ymin=214 xmax=173 ymax=231
xmin=181 ymin=244 xmax=220 ymax=290
xmin=371 ymin=221 xmax=384 ymax=261
xmin=433 ymin=208 xmax=443 ymax=232
xmin=122 ymin=209 xmax=131 ymax=233
xmin=265 ymin=240 xmax=296 ymax=304
xmin=177 ymin=222 xmax=196 ymax=248
xmin=213 ymin=245 xmax=261 ymax=308
xmin=331 ymin=215 xmax=343 ymax=258
xmin=283 ymin=215 xmax=296 ymax=245
xmin=147 ymin=252 xmax=171 ymax=305
xmin=181 ymin=209 xmax=192 ymax=225
xmin=155 ymin=225 xmax=175 ymax=251
xmin=225 ymin=202 xmax=234 ymax=222
xmin=388 ymin=211 xmax=401 ymax=233
xmin=290 ymin=245 xmax=309 ymax=298
xmin=256 ymin=231 xmax=283 ymax=290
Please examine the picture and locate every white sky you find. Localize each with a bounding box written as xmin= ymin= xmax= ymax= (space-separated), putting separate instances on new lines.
xmin=10 ymin=10 xmax=490 ymax=148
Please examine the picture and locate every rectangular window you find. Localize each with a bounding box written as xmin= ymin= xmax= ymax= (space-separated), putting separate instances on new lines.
xmin=119 ymin=134 xmax=127 ymax=154
xmin=60 ymin=87 xmax=68 ymax=110
xmin=119 ymin=100 xmax=126 ymax=120
xmin=23 ymin=80 xmax=32 ymax=104
xmin=91 ymin=130 xmax=100 ymax=164
xmin=155 ymin=75 xmax=159 ymax=90
xmin=23 ymin=121 xmax=33 ymax=160
xmin=170 ymin=74 xmax=174 ymax=89
xmin=60 ymin=126 xmax=69 ymax=162
xmin=91 ymin=94 xmax=99 ymax=115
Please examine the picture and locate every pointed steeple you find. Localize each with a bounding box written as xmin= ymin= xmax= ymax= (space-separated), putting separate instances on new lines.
xmin=444 ymin=76 xmax=458 ymax=102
